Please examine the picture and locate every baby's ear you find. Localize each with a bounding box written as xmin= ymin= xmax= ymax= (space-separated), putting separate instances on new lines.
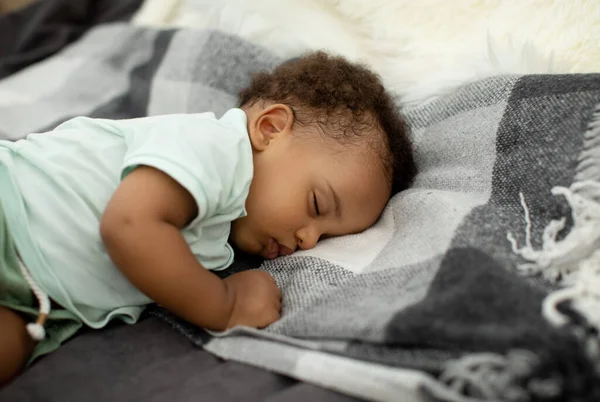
xmin=249 ymin=104 xmax=294 ymax=151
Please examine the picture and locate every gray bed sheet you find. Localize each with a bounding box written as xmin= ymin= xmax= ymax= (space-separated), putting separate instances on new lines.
xmin=1 ymin=317 xmax=364 ymax=402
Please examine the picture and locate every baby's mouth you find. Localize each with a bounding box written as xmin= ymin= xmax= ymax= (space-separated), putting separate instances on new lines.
xmin=265 ymin=239 xmax=294 ymax=259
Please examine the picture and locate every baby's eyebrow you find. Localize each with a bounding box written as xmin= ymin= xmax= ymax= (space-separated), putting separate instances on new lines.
xmin=327 ymin=181 xmax=342 ymax=219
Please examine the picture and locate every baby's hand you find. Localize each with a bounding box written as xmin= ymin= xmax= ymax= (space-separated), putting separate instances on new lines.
xmin=223 ymin=270 xmax=282 ymax=329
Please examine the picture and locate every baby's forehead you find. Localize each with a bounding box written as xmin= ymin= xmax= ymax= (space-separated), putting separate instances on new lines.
xmin=320 ymin=145 xmax=390 ymax=186
xmin=334 ymin=132 xmax=391 ymax=171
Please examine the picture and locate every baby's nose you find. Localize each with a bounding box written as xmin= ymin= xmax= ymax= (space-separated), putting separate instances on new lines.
xmin=297 ymin=231 xmax=320 ymax=250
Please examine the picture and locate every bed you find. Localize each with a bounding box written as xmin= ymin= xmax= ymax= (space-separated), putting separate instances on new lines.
xmin=1 ymin=1 xmax=599 ymax=401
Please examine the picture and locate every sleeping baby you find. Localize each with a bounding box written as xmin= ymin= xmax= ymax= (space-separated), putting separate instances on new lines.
xmin=0 ymin=51 xmax=416 ymax=384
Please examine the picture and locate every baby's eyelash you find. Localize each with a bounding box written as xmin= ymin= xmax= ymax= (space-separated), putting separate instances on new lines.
xmin=313 ymin=193 xmax=320 ymax=216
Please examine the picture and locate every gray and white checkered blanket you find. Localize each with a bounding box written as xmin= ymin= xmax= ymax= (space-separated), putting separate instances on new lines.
xmin=1 ymin=23 xmax=599 ymax=402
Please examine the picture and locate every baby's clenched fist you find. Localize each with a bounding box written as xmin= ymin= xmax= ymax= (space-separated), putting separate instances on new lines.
xmin=223 ymin=270 xmax=281 ymax=329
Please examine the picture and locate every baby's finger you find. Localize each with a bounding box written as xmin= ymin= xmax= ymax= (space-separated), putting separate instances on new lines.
xmin=274 ymin=285 xmax=282 ymax=301
xmin=256 ymin=270 xmax=275 ymax=280
xmin=259 ymin=308 xmax=281 ymax=328
xmin=274 ymin=297 xmax=282 ymax=312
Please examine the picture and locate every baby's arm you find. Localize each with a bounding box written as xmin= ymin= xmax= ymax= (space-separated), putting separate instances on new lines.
xmin=100 ymin=166 xmax=281 ymax=331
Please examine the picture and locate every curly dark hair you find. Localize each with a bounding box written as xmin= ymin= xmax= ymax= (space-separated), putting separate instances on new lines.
xmin=238 ymin=51 xmax=416 ymax=195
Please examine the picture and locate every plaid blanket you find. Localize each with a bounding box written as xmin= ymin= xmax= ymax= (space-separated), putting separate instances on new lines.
xmin=1 ymin=23 xmax=599 ymax=402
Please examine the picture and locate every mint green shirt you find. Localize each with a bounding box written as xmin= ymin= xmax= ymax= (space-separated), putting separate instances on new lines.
xmin=0 ymin=109 xmax=253 ymax=328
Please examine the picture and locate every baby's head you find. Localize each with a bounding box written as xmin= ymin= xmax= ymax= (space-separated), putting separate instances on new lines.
xmin=230 ymin=51 xmax=416 ymax=259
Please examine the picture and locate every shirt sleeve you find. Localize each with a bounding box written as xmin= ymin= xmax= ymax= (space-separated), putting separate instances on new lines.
xmin=120 ymin=111 xmax=251 ymax=226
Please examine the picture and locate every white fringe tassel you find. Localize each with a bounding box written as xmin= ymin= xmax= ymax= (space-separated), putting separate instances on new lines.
xmin=507 ymin=181 xmax=600 ymax=333
xmin=440 ymin=350 xmax=561 ymax=401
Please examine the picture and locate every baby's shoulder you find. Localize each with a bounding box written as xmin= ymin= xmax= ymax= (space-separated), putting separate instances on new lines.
xmin=131 ymin=109 xmax=247 ymax=140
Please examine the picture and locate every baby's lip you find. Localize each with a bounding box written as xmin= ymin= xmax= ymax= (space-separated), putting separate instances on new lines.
xmin=278 ymin=244 xmax=294 ymax=256
xmin=265 ymin=238 xmax=279 ymax=259
xmin=265 ymin=239 xmax=294 ymax=259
